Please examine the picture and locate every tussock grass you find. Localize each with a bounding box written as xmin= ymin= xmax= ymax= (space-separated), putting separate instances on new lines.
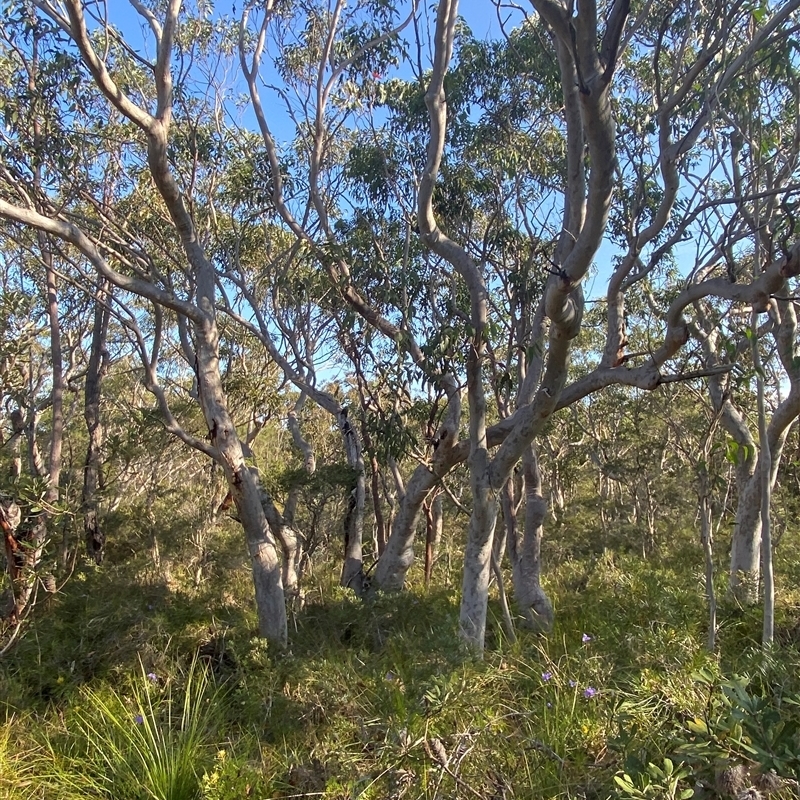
xmin=26 ymin=658 xmax=223 ymax=800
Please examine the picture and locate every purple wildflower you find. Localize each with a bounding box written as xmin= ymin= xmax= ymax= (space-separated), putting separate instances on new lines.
xmin=582 ymin=633 xmax=592 ymax=643
xmin=134 ymin=714 xmax=144 ymax=724
xmin=541 ymin=671 xmax=553 ymax=682
xmin=146 ymin=672 xmax=158 ymax=683
xmin=583 ymin=687 xmax=597 ymax=699
xmin=546 ymin=702 xmax=552 ymax=708
xmin=569 ymin=680 xmax=577 ymax=688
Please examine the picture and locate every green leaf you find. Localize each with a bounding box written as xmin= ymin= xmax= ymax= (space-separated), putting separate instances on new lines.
xmin=687 ymin=716 xmax=709 ymax=734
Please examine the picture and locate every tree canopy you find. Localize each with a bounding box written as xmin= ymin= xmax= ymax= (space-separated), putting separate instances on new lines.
xmin=0 ymin=0 xmax=799 ymax=658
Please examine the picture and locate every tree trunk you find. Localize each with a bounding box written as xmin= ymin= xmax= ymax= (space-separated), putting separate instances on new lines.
xmin=373 ymin=389 xmax=462 ymax=591
xmin=1 ymin=499 xmax=23 ymax=623
xmin=83 ymin=281 xmax=111 ymax=564
xmin=752 ymin=303 xmax=774 ymax=645
xmin=729 ymin=470 xmax=762 ymax=605
xmin=700 ymin=494 xmax=716 ymax=651
xmin=221 ymin=464 xmax=286 ymax=645
xmin=339 ymin=408 xmax=366 ymax=595
xmin=7 ymin=410 xmax=23 ymax=481
xmin=250 ymin=474 xmax=302 ymax=603
xmin=459 ymin=338 xmax=496 ymax=654
xmin=371 ymin=455 xmax=388 ymax=557
xmin=423 ymin=490 xmax=443 ymax=587
xmin=458 ymin=445 xmax=498 ymax=654
xmin=507 ymin=446 xmax=553 ymax=632
xmin=372 ymin=463 xmax=434 ymax=590
xmin=195 ymin=333 xmax=287 ymax=647
xmin=8 ymin=238 xmax=64 ymax=623
xmin=491 ymin=510 xmax=516 ymax=643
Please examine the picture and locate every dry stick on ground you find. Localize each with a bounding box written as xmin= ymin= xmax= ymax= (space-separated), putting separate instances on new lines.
xmin=426 ymin=735 xmax=485 ymax=800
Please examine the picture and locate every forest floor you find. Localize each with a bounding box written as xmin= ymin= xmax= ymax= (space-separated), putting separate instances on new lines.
xmin=1 ymin=523 xmax=800 ymax=800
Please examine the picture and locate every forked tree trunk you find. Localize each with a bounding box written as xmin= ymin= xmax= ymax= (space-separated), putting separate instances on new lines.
xmin=372 ymin=463 xmax=434 ymax=590
xmin=195 ymin=336 xmax=287 ymax=647
xmin=373 ymin=390 xmax=461 ymax=590
xmin=257 ymin=479 xmax=302 ymax=601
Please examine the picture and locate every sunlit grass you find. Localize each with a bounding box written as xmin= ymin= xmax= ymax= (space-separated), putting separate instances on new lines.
xmin=2 ymin=519 xmax=800 ymax=799
xmin=0 ymin=712 xmax=41 ymax=800
xmin=35 ymin=658 xmax=221 ymax=800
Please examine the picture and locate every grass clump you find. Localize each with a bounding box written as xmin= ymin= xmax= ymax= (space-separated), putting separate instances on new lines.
xmin=39 ymin=658 xmax=222 ymax=800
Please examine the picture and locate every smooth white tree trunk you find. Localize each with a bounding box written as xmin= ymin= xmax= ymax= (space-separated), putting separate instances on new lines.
xmin=510 ymin=448 xmax=554 ymax=632
xmin=729 ymin=474 xmax=762 ymax=604
xmin=458 ymin=447 xmax=499 ymax=653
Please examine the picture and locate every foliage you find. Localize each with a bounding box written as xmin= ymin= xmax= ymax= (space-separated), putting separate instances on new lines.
xmin=614 ymin=758 xmax=694 ymax=800
xmin=674 ymin=667 xmax=800 ymax=780
xmin=0 ymin=0 xmax=800 ymax=793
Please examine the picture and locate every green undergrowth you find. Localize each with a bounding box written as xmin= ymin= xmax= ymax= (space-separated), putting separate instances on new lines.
xmin=2 ymin=535 xmax=800 ymax=799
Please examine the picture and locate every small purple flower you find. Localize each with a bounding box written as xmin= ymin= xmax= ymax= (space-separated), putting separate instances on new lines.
xmin=546 ymin=702 xmax=552 ymax=708
xmin=146 ymin=672 xmax=158 ymax=683
xmin=541 ymin=671 xmax=552 ymax=682
xmin=569 ymin=680 xmax=577 ymax=688
xmin=583 ymin=687 xmax=597 ymax=699
xmin=134 ymin=714 xmax=144 ymax=725
xmin=582 ymin=633 xmax=592 ymax=644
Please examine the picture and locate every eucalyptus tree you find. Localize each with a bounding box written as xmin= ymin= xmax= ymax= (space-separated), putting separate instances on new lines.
xmin=0 ymin=6 xmax=87 ymax=621
xmin=237 ymin=0 xmax=469 ymax=599
xmin=0 ymin=2 xmax=292 ymax=645
xmin=0 ymin=228 xmax=98 ymax=621
xmin=375 ymin=0 xmax=800 ymax=652
xmin=210 ymin=182 xmax=371 ymax=594
xmin=82 ymin=279 xmax=111 ymax=565
xmin=2 ymin=0 xmax=799 ymax=657
xmin=645 ymin=23 xmax=800 ymax=620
